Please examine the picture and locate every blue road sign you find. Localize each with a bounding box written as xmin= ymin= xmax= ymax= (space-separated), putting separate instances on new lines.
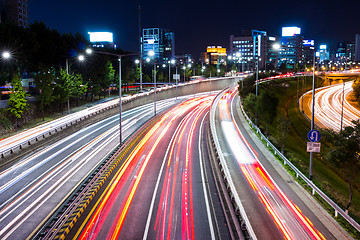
xmin=308 ymin=130 xmax=321 ymax=142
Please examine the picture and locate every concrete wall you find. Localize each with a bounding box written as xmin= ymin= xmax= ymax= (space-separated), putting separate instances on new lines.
xmin=1 ymin=77 xmax=239 ymax=167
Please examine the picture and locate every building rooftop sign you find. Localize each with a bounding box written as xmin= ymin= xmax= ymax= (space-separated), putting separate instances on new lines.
xmin=282 ymin=27 xmax=301 ymax=37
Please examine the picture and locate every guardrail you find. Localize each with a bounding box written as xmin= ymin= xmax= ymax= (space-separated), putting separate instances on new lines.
xmin=209 ymin=88 xmax=257 ymax=240
xmin=1 ymin=77 xmax=236 ymax=160
xmin=238 ymin=94 xmax=360 ymax=232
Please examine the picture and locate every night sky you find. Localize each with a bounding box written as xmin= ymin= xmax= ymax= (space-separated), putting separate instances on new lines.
xmin=29 ymin=0 xmax=360 ymax=58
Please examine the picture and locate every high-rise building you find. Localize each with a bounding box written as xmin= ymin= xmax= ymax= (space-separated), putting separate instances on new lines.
xmin=0 ymin=0 xmax=28 ymax=27
xmin=229 ymin=30 xmax=270 ymax=71
xmin=278 ymin=27 xmax=304 ymax=70
xmin=141 ymin=28 xmax=175 ymax=62
xmin=202 ymin=46 xmax=227 ymax=65
xmin=355 ymin=34 xmax=360 ymax=62
xmin=302 ymin=40 xmax=315 ymax=67
xmin=317 ymin=45 xmax=330 ymax=63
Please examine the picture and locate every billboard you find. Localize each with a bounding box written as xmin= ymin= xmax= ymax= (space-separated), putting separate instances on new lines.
xmin=282 ymin=27 xmax=301 ymax=37
xmin=303 ymin=40 xmax=314 ymax=46
xmin=88 ymin=32 xmax=113 ymax=43
xmin=320 ymin=45 xmax=327 ymax=50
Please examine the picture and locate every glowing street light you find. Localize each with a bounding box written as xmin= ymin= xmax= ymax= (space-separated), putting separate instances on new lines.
xmin=148 ymin=50 xmax=155 ymax=57
xmin=2 ymin=51 xmax=11 ymax=59
xmin=78 ymin=54 xmax=85 ymax=61
xmin=85 ymin=48 xmax=93 ymax=55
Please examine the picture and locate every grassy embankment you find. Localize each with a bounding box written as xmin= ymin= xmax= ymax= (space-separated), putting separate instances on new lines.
xmin=246 ymin=76 xmax=360 ymax=237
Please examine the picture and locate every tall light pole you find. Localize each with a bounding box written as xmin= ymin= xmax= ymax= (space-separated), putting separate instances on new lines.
xmin=85 ymin=48 xmax=140 ymax=145
xmin=169 ymin=59 xmax=175 ymax=84
xmin=273 ymin=43 xmax=281 ymax=73
xmin=148 ymin=50 xmax=157 ymax=115
xmin=65 ymin=54 xmax=85 ymax=114
xmin=309 ymin=54 xmax=316 ymax=180
xmin=340 ymin=80 xmax=345 ymax=132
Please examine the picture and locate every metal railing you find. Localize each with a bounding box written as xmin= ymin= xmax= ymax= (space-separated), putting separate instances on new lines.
xmin=209 ymin=88 xmax=257 ymax=240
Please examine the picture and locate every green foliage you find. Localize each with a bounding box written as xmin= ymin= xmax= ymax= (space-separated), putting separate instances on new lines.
xmin=33 ymin=67 xmax=55 ymax=118
xmin=243 ymin=93 xmax=257 ymax=121
xmin=257 ymin=91 xmax=278 ymax=126
xmin=103 ymin=61 xmax=115 ymax=89
xmin=7 ymin=74 xmax=28 ymax=120
xmin=185 ymin=68 xmax=193 ymax=80
xmin=352 ymin=78 xmax=360 ymax=102
xmin=0 ymin=22 xmax=88 ymax=73
xmin=322 ymin=121 xmax=360 ymax=211
xmin=276 ymin=114 xmax=291 ymax=153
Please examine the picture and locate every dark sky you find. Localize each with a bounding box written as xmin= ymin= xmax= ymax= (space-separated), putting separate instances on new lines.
xmin=29 ymin=0 xmax=360 ymax=58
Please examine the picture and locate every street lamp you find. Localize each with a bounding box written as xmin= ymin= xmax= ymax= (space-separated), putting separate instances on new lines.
xmin=65 ymin=54 xmax=85 ymax=114
xmin=85 ymin=48 xmax=140 ymax=145
xmin=147 ymin=50 xmax=158 ymax=116
xmin=273 ymin=43 xmax=281 ymax=73
xmin=1 ymin=51 xmax=11 ymax=60
xmin=169 ymin=59 xmax=175 ymax=84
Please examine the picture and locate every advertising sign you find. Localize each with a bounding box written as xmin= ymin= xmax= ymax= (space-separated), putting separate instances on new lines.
xmin=282 ymin=27 xmax=301 ymax=37
xmin=89 ymin=32 xmax=113 ymax=43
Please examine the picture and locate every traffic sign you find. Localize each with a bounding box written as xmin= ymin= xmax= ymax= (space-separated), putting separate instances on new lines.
xmin=308 ymin=130 xmax=321 ymax=142
xmin=307 ymin=142 xmax=321 ymax=153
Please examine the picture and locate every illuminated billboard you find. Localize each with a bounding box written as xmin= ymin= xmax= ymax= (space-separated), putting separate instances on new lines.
xmin=88 ymin=32 xmax=113 ymax=43
xmin=303 ymin=40 xmax=314 ymax=46
xmin=282 ymin=27 xmax=301 ymax=37
xmin=320 ymin=45 xmax=327 ymax=50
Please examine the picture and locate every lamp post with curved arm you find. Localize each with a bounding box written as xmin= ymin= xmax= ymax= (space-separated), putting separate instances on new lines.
xmin=85 ymin=48 xmax=140 ymax=145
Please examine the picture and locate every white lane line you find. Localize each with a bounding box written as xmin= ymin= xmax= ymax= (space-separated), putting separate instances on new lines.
xmin=198 ymin=111 xmax=215 ymax=240
xmin=143 ymin=111 xmax=188 ymax=240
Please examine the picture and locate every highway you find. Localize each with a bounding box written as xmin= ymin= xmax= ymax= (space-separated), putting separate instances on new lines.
xmin=0 ymin=97 xmax=190 ymax=240
xmin=300 ymin=81 xmax=360 ymax=131
xmin=71 ymin=96 xmax=230 ymax=240
xmin=212 ymin=88 xmax=344 ymax=239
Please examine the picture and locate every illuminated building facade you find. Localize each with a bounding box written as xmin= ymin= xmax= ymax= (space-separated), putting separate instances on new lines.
xmin=0 ymin=0 xmax=28 ymax=27
xmin=317 ymin=45 xmax=329 ymax=63
xmin=303 ymin=40 xmax=315 ymax=66
xmin=230 ymin=30 xmax=274 ymax=71
xmin=203 ymin=46 xmax=227 ymax=65
xmin=355 ymin=34 xmax=360 ymax=62
xmin=278 ymin=27 xmax=304 ymax=69
xmin=142 ymin=28 xmax=175 ymax=62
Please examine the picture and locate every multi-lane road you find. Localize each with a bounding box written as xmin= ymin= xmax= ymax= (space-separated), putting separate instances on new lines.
xmin=0 ymin=97 xmax=189 ymax=240
xmin=70 ymin=95 xmax=229 ymax=239
xmin=212 ymin=88 xmax=349 ymax=239
xmin=300 ymin=81 xmax=360 ymax=131
xmin=0 ymin=81 xmax=354 ymax=239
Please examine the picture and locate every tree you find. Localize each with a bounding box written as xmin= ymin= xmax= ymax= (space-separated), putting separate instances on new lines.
xmin=33 ymin=67 xmax=55 ymax=120
xmin=243 ymin=93 xmax=257 ymax=122
xmin=276 ymin=114 xmax=291 ymax=153
xmin=185 ymin=68 xmax=192 ymax=81
xmin=352 ymin=77 xmax=360 ymax=103
xmin=103 ymin=61 xmax=115 ymax=97
xmin=322 ymin=120 xmax=360 ymax=214
xmin=256 ymin=91 xmax=278 ymax=135
xmin=69 ymin=73 xmax=87 ymax=106
xmin=7 ymin=74 xmax=28 ymax=129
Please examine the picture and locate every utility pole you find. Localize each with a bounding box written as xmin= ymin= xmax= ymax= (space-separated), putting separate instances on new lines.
xmin=138 ymin=3 xmax=143 ymax=91
xmin=309 ymin=54 xmax=316 ymax=180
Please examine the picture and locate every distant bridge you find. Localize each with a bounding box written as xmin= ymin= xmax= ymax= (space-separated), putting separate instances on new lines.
xmin=323 ymin=71 xmax=360 ymax=84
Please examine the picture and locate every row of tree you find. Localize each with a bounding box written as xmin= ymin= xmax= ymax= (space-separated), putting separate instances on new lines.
xmin=239 ymin=74 xmax=360 ymax=216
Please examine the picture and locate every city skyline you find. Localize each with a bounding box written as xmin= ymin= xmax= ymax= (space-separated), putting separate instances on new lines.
xmin=26 ymin=0 xmax=360 ymax=57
